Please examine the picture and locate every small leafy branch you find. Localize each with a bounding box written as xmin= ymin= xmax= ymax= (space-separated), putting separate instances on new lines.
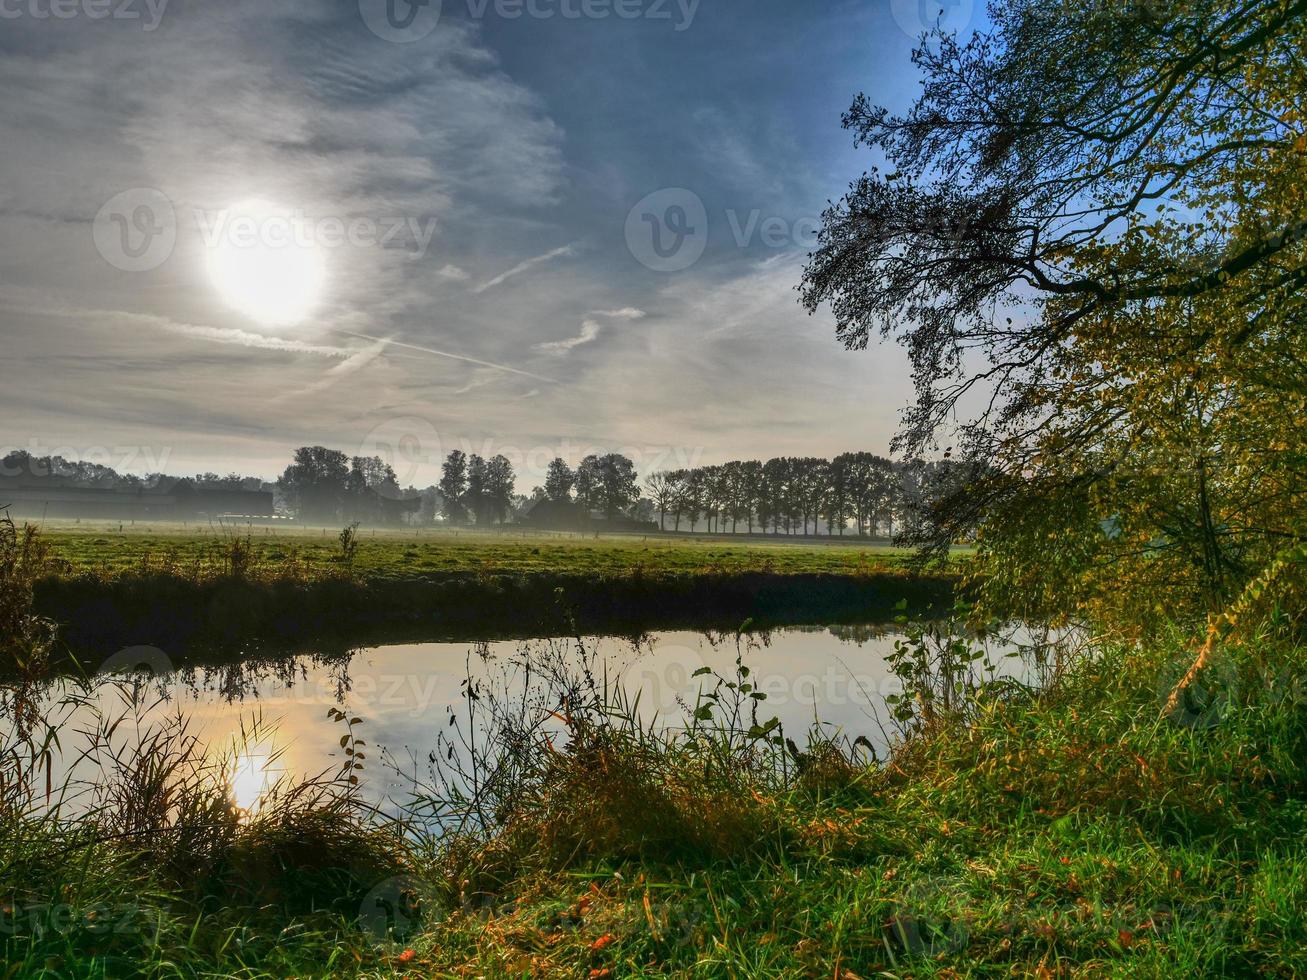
xmin=683 ymin=624 xmax=782 ymax=749
xmin=328 ymin=707 xmax=366 ymax=789
xmin=883 ymin=601 xmax=1013 ymax=734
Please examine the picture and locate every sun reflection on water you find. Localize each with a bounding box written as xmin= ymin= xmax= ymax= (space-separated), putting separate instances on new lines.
xmin=228 ymin=749 xmax=276 ymax=816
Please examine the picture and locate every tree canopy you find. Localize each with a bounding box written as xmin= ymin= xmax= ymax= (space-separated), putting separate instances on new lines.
xmin=803 ymin=0 xmax=1307 ymax=627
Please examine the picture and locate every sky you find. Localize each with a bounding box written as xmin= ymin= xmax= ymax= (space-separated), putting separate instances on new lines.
xmin=0 ymin=0 xmax=981 ymax=487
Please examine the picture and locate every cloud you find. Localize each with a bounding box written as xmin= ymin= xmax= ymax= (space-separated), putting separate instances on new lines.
xmin=158 ymin=321 xmax=356 ymax=358
xmin=29 ymin=301 xmax=360 ymax=359
xmin=453 ymin=368 xmax=506 ymax=395
xmin=531 ymin=305 xmax=643 ymax=358
xmin=534 ymin=318 xmax=602 ymax=356
xmin=592 ymin=308 xmax=647 ymax=320
xmin=0 ymin=0 xmax=569 ymax=344
xmin=0 ymin=291 xmax=362 ymax=359
xmin=472 ymin=244 xmax=578 ymax=294
xmin=0 ymin=0 xmax=915 ymax=480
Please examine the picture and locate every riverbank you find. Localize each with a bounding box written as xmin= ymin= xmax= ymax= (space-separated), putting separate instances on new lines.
xmin=27 ymin=525 xmax=957 ymax=664
xmin=3 ymin=628 xmax=1303 ymax=977
xmin=35 ymin=568 xmax=955 ymax=663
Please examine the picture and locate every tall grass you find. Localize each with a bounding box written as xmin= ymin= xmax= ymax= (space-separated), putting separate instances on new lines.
xmin=392 ymin=627 xmax=1306 ymax=977
xmin=0 ymin=510 xmax=61 ymax=739
xmin=0 ymin=683 xmax=413 ymax=977
xmin=0 ymin=510 xmax=56 ymax=661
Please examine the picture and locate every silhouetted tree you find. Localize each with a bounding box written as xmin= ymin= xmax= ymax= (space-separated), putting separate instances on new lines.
xmin=544 ymin=458 xmax=575 ymax=503
xmin=575 ymin=456 xmax=602 ymax=515
xmin=644 ymin=471 xmax=676 ymax=530
xmin=350 ymin=456 xmax=399 ymax=497
xmin=484 ymin=455 xmax=516 ymax=525
xmin=438 ymin=450 xmax=469 ymax=525
xmin=465 ymin=455 xmax=490 ymax=524
xmin=595 ymin=454 xmax=639 ymax=522
xmin=278 ymin=446 xmax=349 ymax=524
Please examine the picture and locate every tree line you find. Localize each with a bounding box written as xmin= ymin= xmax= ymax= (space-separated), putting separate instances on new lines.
xmin=0 ymin=451 xmax=265 ymax=495
xmin=277 ymin=446 xmax=448 ymax=526
xmin=641 ymin=455 xmax=966 ymax=537
xmin=445 ymin=450 xmax=963 ymax=538
xmin=3 ymin=444 xmax=967 ymax=538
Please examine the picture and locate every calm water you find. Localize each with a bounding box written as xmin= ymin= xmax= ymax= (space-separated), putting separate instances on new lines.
xmin=18 ymin=625 xmax=1041 ymax=816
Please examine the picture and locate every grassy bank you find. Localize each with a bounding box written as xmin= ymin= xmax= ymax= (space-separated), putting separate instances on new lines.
xmin=3 ymin=625 xmax=1305 ymax=977
xmin=27 ymin=524 xmax=953 ymax=662
xmin=6 ymin=516 xmax=1304 ymax=976
xmin=36 ymin=522 xmax=922 ymax=579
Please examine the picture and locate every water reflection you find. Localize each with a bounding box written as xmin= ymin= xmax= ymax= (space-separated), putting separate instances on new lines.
xmin=229 ymin=750 xmax=274 ymax=815
xmin=6 ymin=624 xmax=1058 ymax=815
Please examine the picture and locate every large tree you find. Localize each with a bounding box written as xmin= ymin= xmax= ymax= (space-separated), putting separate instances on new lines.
xmin=278 ymin=446 xmax=349 ymax=525
xmin=803 ymin=0 xmax=1307 ymax=625
xmin=644 ymin=471 xmax=676 ymax=531
xmin=438 ymin=451 xmax=469 ymax=525
xmin=349 ymin=456 xmax=400 ymax=498
xmin=544 ymin=458 xmax=575 ymax=503
xmin=465 ymin=455 xmax=490 ymax=525
xmin=574 ymin=456 xmax=602 ymax=516
xmin=595 ymin=454 xmax=640 ymax=523
xmin=484 ymin=455 xmax=517 ymax=525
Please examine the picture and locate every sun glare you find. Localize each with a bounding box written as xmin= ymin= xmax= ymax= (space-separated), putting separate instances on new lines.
xmin=204 ymin=199 xmax=325 ymax=327
xmin=228 ymin=749 xmax=275 ymax=815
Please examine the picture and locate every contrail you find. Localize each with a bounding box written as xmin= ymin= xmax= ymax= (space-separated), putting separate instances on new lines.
xmin=338 ymin=331 xmax=558 ymax=383
xmin=276 ymin=338 xmax=391 ymax=402
xmin=472 ymin=243 xmax=577 ymax=294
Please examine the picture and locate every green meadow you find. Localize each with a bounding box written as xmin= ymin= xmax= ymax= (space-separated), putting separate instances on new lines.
xmin=36 ymin=521 xmax=922 ymax=580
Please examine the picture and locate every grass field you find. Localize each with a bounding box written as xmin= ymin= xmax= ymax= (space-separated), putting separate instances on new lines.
xmin=36 ymin=520 xmax=927 ymax=581
xmin=24 ymin=521 xmax=957 ymax=662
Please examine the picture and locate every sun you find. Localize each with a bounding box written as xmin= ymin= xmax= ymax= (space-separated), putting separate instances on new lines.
xmin=205 ymin=199 xmax=325 ymax=327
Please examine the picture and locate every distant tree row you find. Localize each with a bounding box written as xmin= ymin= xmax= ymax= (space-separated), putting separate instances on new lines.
xmin=3 ymin=445 xmax=967 ymax=538
xmin=0 ymin=450 xmax=265 ymax=494
xmin=429 ymin=449 xmax=965 ymax=538
xmin=642 ymin=455 xmax=969 ymax=538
